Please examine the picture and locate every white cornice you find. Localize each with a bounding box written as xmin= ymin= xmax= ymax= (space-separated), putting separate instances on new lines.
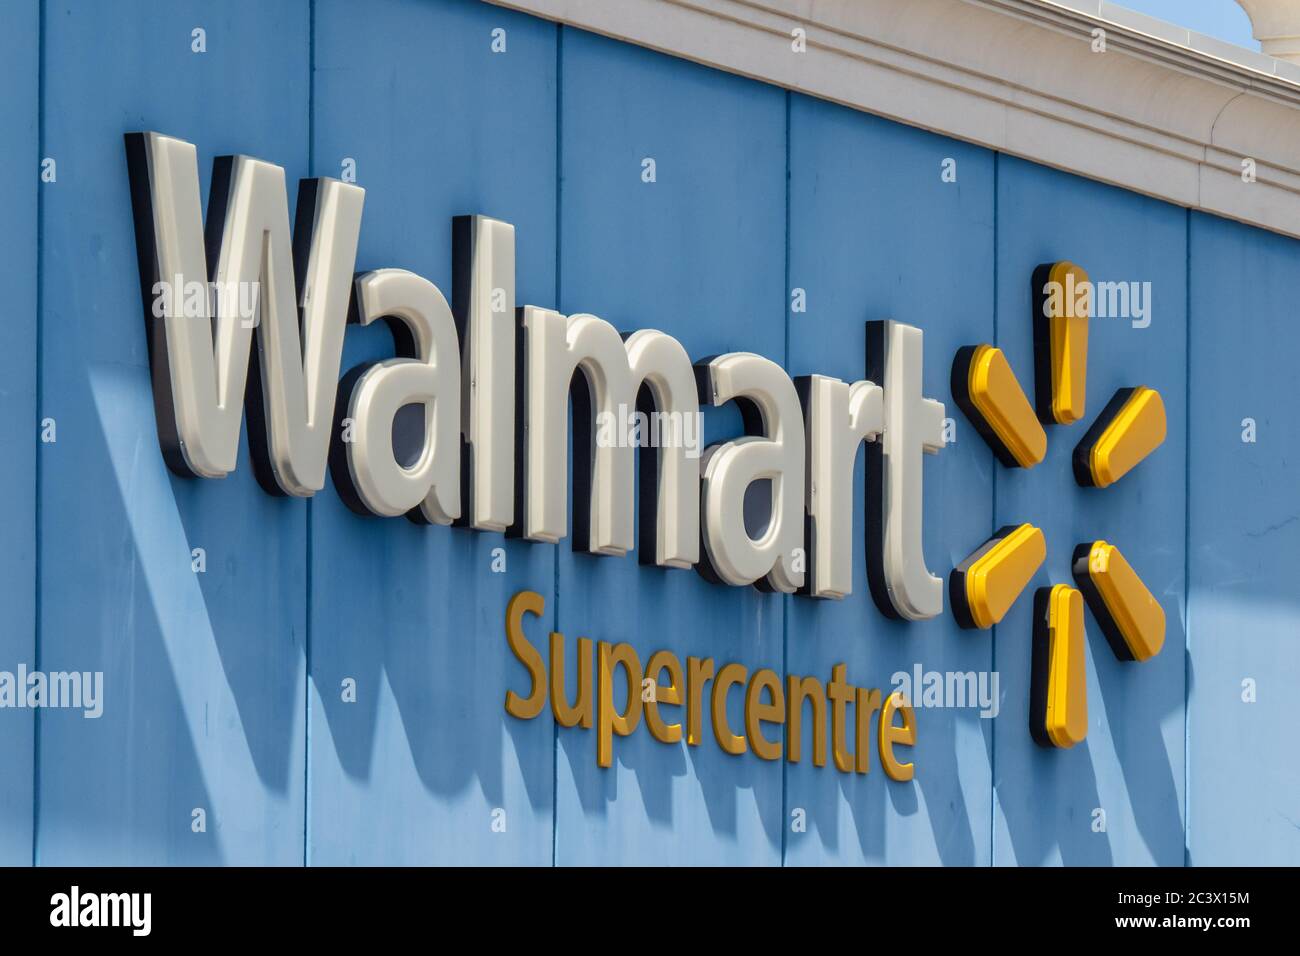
xmin=1235 ymin=0 xmax=1300 ymax=64
xmin=482 ymin=0 xmax=1300 ymax=239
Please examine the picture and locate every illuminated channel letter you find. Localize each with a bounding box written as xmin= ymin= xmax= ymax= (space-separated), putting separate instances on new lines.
xmin=1073 ymin=386 xmax=1166 ymax=488
xmin=597 ymin=641 xmax=643 ymax=768
xmin=521 ymin=308 xmax=635 ymax=554
xmin=711 ymin=662 xmax=748 ymax=756
xmin=1071 ymin=541 xmax=1165 ymax=661
xmin=697 ymin=353 xmax=806 ymax=592
xmin=332 ymin=269 xmax=460 ymax=523
xmin=800 ymin=374 xmax=883 ymax=599
xmin=951 ymin=345 xmax=1046 ymax=468
xmin=1030 ymin=584 xmax=1088 ymax=749
xmin=878 ymin=691 xmax=917 ymax=782
xmin=866 ymin=321 xmax=946 ymax=620
xmin=1032 ymin=260 xmax=1089 ymax=425
xmin=520 ymin=311 xmax=700 ymax=564
xmin=124 ymin=131 xmax=363 ymax=494
xmin=950 ymin=523 xmax=1046 ymax=630
xmin=503 ymin=590 xmax=547 ymax=720
xmin=624 ymin=329 xmax=701 ymax=569
xmin=644 ymin=650 xmax=685 ymax=744
xmin=949 ymin=262 xmax=1167 ymax=749
xmin=452 ymin=215 xmax=516 ymax=532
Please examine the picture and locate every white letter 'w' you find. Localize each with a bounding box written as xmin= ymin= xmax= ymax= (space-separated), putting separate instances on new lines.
xmin=125 ymin=131 xmax=364 ymax=496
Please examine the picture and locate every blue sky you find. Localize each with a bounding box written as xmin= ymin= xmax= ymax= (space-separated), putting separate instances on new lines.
xmin=1116 ymin=0 xmax=1257 ymax=48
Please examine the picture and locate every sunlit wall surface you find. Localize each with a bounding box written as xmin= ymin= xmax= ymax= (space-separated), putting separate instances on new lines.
xmin=0 ymin=0 xmax=1295 ymax=866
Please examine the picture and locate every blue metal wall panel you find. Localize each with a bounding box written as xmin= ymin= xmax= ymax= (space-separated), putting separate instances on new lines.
xmin=1186 ymin=212 xmax=1300 ymax=865
xmin=552 ymin=30 xmax=787 ymax=866
xmin=306 ymin=0 xmax=558 ymax=865
xmin=36 ymin=0 xmax=310 ymax=865
xmin=991 ymin=158 xmax=1188 ymax=866
xmin=784 ymin=97 xmax=997 ymax=865
xmin=0 ymin=0 xmax=1289 ymax=866
xmin=0 ymin=0 xmax=38 ymax=867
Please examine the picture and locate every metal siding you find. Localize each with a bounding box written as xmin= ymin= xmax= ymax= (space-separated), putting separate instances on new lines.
xmin=1186 ymin=212 xmax=1300 ymax=865
xmin=306 ymin=0 xmax=558 ymax=865
xmin=37 ymin=0 xmax=311 ymax=865
xmin=0 ymin=0 xmax=39 ymax=868
xmin=784 ymin=97 xmax=996 ymax=865
xmin=991 ymin=157 xmax=1188 ymax=866
xmin=553 ymin=29 xmax=787 ymax=866
xmin=0 ymin=0 xmax=1288 ymax=866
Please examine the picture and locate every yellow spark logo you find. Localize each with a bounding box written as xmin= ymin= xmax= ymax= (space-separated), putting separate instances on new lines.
xmin=949 ymin=262 xmax=1168 ymax=749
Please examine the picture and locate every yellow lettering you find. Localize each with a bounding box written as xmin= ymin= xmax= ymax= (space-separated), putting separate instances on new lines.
xmin=711 ymin=662 xmax=748 ymax=755
xmin=504 ymin=591 xmax=546 ymax=719
xmin=597 ymin=641 xmax=643 ymax=768
xmin=879 ymin=691 xmax=917 ymax=781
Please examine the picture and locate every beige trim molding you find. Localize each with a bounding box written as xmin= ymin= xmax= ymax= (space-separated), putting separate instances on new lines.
xmin=482 ymin=0 xmax=1300 ymax=240
xmin=1236 ymin=0 xmax=1300 ymax=64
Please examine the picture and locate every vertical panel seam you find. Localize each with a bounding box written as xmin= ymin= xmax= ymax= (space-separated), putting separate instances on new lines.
xmin=551 ymin=20 xmax=563 ymax=870
xmin=303 ymin=0 xmax=316 ymax=871
xmin=32 ymin=0 xmax=46 ymax=870
xmin=780 ymin=88 xmax=790 ymax=868
xmin=1182 ymin=207 xmax=1192 ymax=867
xmin=988 ymin=150 xmax=999 ymax=869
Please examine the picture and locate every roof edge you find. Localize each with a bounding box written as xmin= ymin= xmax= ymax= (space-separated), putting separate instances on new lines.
xmin=482 ymin=0 xmax=1300 ymax=239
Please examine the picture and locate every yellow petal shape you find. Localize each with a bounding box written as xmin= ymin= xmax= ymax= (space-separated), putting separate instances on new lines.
xmin=1032 ymin=584 xmax=1088 ymax=749
xmin=952 ymin=345 xmax=1047 ymax=468
xmin=1073 ymin=386 xmax=1166 ymax=487
xmin=1033 ymin=261 xmax=1089 ymax=425
xmin=951 ymin=523 xmax=1047 ymax=629
xmin=1072 ymin=541 xmax=1165 ymax=661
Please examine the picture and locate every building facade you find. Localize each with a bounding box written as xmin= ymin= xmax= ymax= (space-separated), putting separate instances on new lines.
xmin=0 ymin=0 xmax=1297 ymax=866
